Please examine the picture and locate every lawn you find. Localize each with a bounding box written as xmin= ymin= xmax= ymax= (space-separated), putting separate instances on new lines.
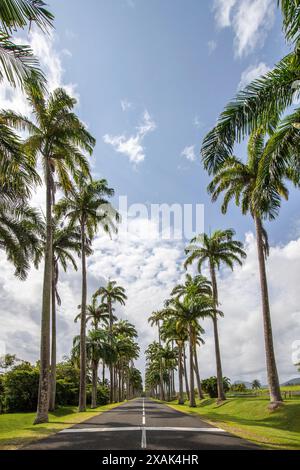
xmin=0 ymin=403 xmax=121 ymax=450
xmin=164 ymin=397 xmax=300 ymax=450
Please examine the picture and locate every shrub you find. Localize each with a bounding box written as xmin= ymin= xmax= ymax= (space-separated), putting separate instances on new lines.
xmin=4 ymin=368 xmax=39 ymax=411
xmin=56 ymin=379 xmax=78 ymax=406
xmin=86 ymin=385 xmax=109 ymax=406
xmin=201 ymin=376 xmax=231 ymax=398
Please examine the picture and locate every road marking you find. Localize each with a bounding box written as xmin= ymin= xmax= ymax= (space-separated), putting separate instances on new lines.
xmin=60 ymin=427 xmax=141 ymax=433
xmin=141 ymin=427 xmax=147 ymax=448
xmin=145 ymin=427 xmax=225 ymax=432
xmin=60 ymin=426 xmax=225 ymax=434
xmin=141 ymin=398 xmax=147 ymax=449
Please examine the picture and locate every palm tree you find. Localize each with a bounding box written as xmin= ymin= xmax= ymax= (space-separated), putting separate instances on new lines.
xmin=73 ymin=328 xmax=111 ymax=408
xmin=48 ymin=217 xmax=83 ymax=411
xmin=252 ymin=379 xmax=261 ymax=391
xmin=148 ymin=310 xmax=165 ymax=401
xmin=160 ymin=317 xmax=187 ymax=404
xmin=163 ymin=296 xmax=216 ymax=407
xmin=93 ymin=280 xmax=127 ymax=403
xmin=200 ymin=2 xmax=300 ymax=175
xmin=185 ymin=230 xmax=246 ymax=401
xmin=0 ymin=196 xmax=42 ymax=279
xmin=56 ymin=179 xmax=119 ymax=411
xmin=207 ymin=130 xmax=285 ymax=404
xmin=0 ymin=0 xmax=54 ymax=88
xmin=2 ymin=86 xmax=95 ymax=423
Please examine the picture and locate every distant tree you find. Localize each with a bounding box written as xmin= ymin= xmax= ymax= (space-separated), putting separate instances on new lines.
xmin=0 ymin=353 xmax=19 ymax=370
xmin=252 ymin=379 xmax=261 ymax=390
xmin=201 ymin=376 xmax=231 ymax=399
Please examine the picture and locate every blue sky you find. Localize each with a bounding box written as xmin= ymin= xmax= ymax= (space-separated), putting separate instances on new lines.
xmin=48 ymin=0 xmax=297 ymax=245
xmin=1 ymin=1 xmax=299 ymax=383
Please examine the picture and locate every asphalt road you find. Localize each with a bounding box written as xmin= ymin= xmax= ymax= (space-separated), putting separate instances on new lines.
xmin=24 ymin=398 xmax=258 ymax=450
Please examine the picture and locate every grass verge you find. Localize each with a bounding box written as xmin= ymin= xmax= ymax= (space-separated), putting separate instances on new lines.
xmin=0 ymin=402 xmax=121 ymax=450
xmin=163 ymin=397 xmax=300 ymax=450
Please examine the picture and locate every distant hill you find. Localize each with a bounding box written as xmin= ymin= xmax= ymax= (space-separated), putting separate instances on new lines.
xmin=281 ymin=378 xmax=300 ymax=386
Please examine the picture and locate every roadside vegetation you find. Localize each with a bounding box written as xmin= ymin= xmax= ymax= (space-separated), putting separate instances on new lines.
xmin=164 ymin=394 xmax=300 ymax=450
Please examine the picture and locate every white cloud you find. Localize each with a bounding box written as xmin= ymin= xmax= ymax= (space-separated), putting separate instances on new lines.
xmin=213 ymin=0 xmax=276 ymax=57
xmin=120 ymin=99 xmax=132 ymax=111
xmin=239 ymin=62 xmax=271 ymax=89
xmin=103 ymin=110 xmax=156 ymax=164
xmin=181 ymin=145 xmax=196 ymax=162
xmin=213 ymin=0 xmax=237 ymax=28
xmin=208 ymin=40 xmax=217 ymax=54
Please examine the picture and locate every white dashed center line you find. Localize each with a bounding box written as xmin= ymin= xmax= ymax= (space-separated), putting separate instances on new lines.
xmin=141 ymin=398 xmax=147 ymax=449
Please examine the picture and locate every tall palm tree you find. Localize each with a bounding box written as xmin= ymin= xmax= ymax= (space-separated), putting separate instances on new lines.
xmin=185 ymin=230 xmax=246 ymax=401
xmin=148 ymin=310 xmax=165 ymax=401
xmin=48 ymin=217 xmax=83 ymax=411
xmin=0 ymin=0 xmax=54 ymax=88
xmin=74 ymin=297 xmax=110 ymax=330
xmin=55 ymin=179 xmax=118 ymax=411
xmin=93 ymin=280 xmax=127 ymax=403
xmin=200 ymin=2 xmax=300 ymax=175
xmin=72 ymin=328 xmax=111 ymax=408
xmin=2 ymin=86 xmax=95 ymax=423
xmin=207 ymin=130 xmax=286 ymax=404
xmin=160 ymin=317 xmax=187 ymax=404
xmin=162 ymin=296 xmax=215 ymax=407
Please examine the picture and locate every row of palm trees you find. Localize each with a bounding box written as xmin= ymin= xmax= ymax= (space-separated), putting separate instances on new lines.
xmin=145 ymin=230 xmax=246 ymax=407
xmin=146 ymin=1 xmax=300 ymax=407
xmin=72 ymin=285 xmax=142 ymax=407
xmin=0 ymin=1 xmax=142 ymax=423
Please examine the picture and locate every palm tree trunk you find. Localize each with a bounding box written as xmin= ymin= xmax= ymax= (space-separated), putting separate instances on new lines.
xmin=188 ymin=326 xmax=196 ymax=407
xmin=79 ymin=219 xmax=87 ymax=412
xmin=108 ymin=300 xmax=114 ymax=403
xmin=209 ymin=262 xmax=226 ymax=401
xmin=183 ymin=343 xmax=190 ymax=400
xmin=49 ymin=262 xmax=57 ymax=411
xmin=91 ymin=359 xmax=98 ymax=408
xmin=102 ymin=361 xmax=105 ymax=384
xmin=35 ymin=161 xmax=52 ymax=424
xmin=158 ymin=324 xmax=164 ymax=401
xmin=254 ymin=215 xmax=282 ymax=403
xmin=193 ymin=346 xmax=204 ymax=399
xmin=178 ymin=343 xmax=184 ymax=404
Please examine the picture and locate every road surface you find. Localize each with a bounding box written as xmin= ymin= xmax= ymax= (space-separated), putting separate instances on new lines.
xmin=24 ymin=398 xmax=258 ymax=450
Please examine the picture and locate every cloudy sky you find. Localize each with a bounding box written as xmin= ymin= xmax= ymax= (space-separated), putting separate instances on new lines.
xmin=1 ymin=0 xmax=300 ymax=385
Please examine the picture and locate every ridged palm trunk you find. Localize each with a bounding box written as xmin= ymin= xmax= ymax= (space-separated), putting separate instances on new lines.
xmin=188 ymin=325 xmax=196 ymax=407
xmin=109 ymin=300 xmax=114 ymax=403
xmin=49 ymin=262 xmax=57 ymax=411
xmin=158 ymin=324 xmax=164 ymax=401
xmin=209 ymin=262 xmax=226 ymax=401
xmin=102 ymin=361 xmax=105 ymax=384
xmin=183 ymin=343 xmax=190 ymax=400
xmin=79 ymin=218 xmax=87 ymax=412
xmin=178 ymin=343 xmax=184 ymax=404
xmin=254 ymin=215 xmax=282 ymax=404
xmin=91 ymin=358 xmax=98 ymax=408
xmin=35 ymin=161 xmax=52 ymax=424
xmin=193 ymin=346 xmax=204 ymax=399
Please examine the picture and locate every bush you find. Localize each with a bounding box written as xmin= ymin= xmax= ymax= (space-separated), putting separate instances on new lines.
xmin=201 ymin=376 xmax=231 ymax=398
xmin=56 ymin=379 xmax=78 ymax=406
xmin=4 ymin=368 xmax=39 ymax=412
xmin=86 ymin=385 xmax=109 ymax=406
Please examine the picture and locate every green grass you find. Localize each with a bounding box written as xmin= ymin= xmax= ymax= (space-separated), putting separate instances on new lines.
xmin=0 ymin=403 xmax=121 ymax=450
xmin=163 ymin=397 xmax=300 ymax=450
